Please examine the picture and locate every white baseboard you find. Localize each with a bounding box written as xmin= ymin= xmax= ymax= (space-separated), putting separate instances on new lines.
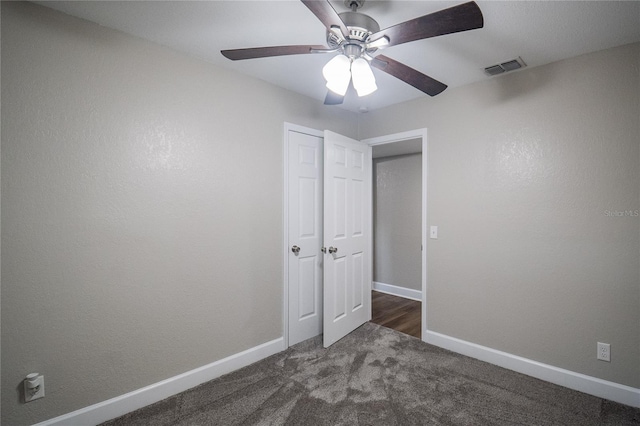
xmin=425 ymin=330 xmax=640 ymax=408
xmin=35 ymin=337 xmax=286 ymax=426
xmin=33 ymin=330 xmax=639 ymax=425
xmin=373 ymin=281 xmax=422 ymax=301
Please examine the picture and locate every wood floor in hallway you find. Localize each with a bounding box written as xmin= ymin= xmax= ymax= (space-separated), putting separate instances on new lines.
xmin=370 ymin=290 xmax=421 ymax=339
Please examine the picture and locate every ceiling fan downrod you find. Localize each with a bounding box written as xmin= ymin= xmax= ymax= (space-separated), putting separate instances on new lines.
xmin=344 ymin=0 xmax=365 ymax=12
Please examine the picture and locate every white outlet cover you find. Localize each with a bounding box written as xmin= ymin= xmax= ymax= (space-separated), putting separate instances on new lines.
xmin=24 ymin=375 xmax=45 ymax=402
xmin=597 ymin=342 xmax=611 ymax=362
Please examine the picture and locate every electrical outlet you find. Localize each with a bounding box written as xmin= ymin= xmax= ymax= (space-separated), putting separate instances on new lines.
xmin=24 ymin=374 xmax=45 ymax=402
xmin=597 ymin=342 xmax=610 ymax=362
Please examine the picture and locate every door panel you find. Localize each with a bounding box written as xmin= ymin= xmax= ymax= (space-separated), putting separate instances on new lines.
xmin=333 ymin=256 xmax=347 ymax=320
xmin=323 ymin=130 xmax=372 ymax=348
xmin=352 ymin=252 xmax=364 ymax=310
xmin=332 ymin=177 xmax=347 ymax=238
xmin=288 ymin=130 xmax=323 ymax=346
xmin=297 ymin=257 xmax=317 ymax=319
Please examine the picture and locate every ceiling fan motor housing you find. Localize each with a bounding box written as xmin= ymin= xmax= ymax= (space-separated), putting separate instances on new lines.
xmin=327 ymin=11 xmax=380 ymax=56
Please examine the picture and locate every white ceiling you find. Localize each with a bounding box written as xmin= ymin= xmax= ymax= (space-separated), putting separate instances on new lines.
xmin=35 ymin=1 xmax=640 ymax=113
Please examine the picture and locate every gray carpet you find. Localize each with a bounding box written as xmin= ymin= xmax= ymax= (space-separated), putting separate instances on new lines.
xmin=101 ymin=323 xmax=640 ymax=425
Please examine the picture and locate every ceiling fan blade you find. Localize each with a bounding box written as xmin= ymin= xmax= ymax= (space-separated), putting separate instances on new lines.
xmin=324 ymin=90 xmax=344 ymax=105
xmin=368 ymin=1 xmax=483 ymax=48
xmin=371 ymin=55 xmax=447 ymax=97
xmin=221 ymin=45 xmax=326 ymax=60
xmin=301 ymin=0 xmax=350 ymax=39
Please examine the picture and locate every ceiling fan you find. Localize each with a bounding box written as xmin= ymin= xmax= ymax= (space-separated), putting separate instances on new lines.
xmin=221 ymin=0 xmax=483 ymax=105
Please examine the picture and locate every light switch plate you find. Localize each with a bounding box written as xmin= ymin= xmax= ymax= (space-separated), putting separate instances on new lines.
xmin=430 ymin=226 xmax=438 ymax=239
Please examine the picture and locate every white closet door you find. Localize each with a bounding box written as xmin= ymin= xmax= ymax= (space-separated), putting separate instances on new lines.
xmin=323 ymin=130 xmax=372 ymax=348
xmin=288 ymin=130 xmax=323 ymax=345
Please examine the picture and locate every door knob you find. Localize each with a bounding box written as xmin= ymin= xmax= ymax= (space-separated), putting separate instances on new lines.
xmin=321 ymin=247 xmax=327 ymax=253
xmin=291 ymin=245 xmax=300 ymax=254
xmin=328 ymin=246 xmax=338 ymax=254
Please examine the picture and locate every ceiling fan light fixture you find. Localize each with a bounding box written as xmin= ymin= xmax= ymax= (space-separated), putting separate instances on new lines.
xmin=323 ymin=54 xmax=351 ymax=96
xmin=351 ymin=57 xmax=377 ymax=97
xmin=326 ymin=77 xmax=351 ymax=96
xmin=222 ymin=0 xmax=485 ymax=106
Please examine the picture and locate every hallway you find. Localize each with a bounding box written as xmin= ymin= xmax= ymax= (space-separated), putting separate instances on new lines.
xmin=370 ymin=291 xmax=421 ymax=338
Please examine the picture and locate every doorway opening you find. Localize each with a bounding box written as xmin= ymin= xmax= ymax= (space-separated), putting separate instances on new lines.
xmin=363 ymin=131 xmax=427 ymax=340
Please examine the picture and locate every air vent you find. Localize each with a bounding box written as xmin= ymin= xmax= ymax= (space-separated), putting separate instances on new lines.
xmin=484 ymin=57 xmax=526 ymax=77
xmin=500 ymin=59 xmax=522 ymax=71
xmin=484 ymin=65 xmax=504 ymax=76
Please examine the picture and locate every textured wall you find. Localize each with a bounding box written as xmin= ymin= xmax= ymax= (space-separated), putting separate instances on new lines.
xmin=0 ymin=3 xmax=357 ymax=424
xmin=373 ymin=154 xmax=422 ymax=291
xmin=360 ymin=43 xmax=640 ymax=388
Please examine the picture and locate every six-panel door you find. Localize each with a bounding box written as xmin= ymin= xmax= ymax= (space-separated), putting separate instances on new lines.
xmin=322 ymin=130 xmax=372 ymax=348
xmin=288 ymin=130 xmax=323 ymax=346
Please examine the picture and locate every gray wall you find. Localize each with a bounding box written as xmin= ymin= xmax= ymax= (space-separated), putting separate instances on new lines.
xmin=0 ymin=3 xmax=357 ymax=424
xmin=361 ymin=42 xmax=640 ymax=389
xmin=373 ymin=154 xmax=422 ymax=291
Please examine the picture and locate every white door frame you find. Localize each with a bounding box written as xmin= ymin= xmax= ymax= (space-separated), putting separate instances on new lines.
xmin=282 ymin=122 xmax=324 ymax=348
xmin=363 ymin=129 xmax=428 ymax=340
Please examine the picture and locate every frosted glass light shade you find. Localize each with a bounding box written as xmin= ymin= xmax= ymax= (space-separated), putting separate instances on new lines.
xmin=351 ymin=58 xmax=377 ymax=97
xmin=322 ymin=55 xmax=351 ymax=96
